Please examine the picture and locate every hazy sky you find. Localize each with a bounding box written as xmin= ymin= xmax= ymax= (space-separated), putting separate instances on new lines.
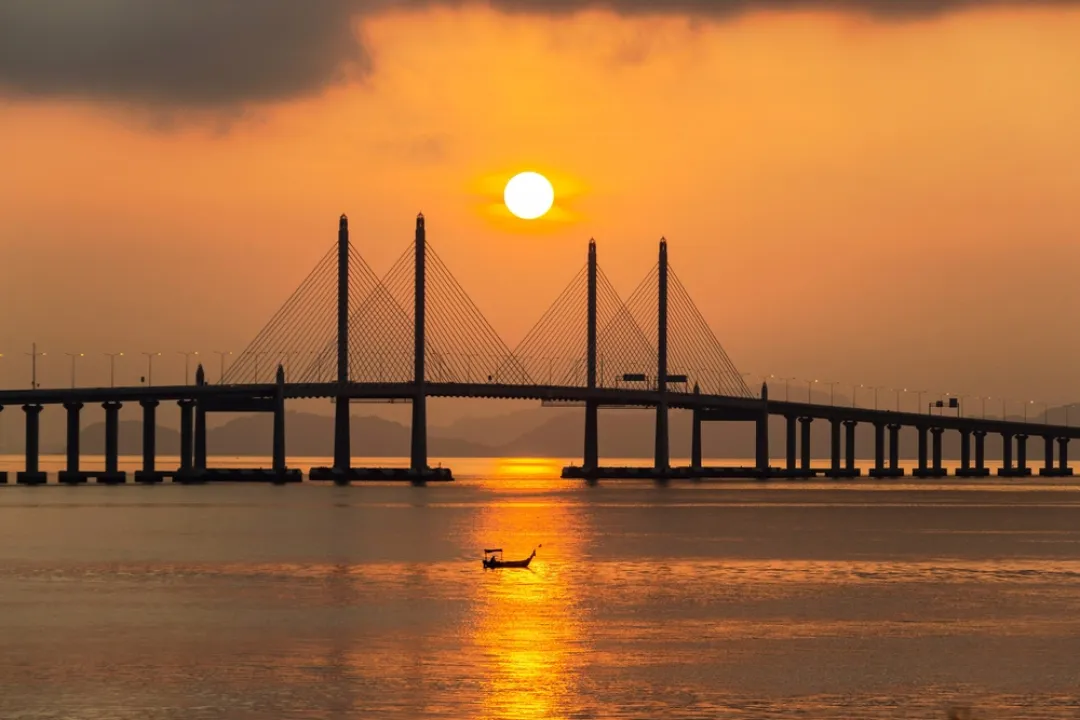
xmin=2 ymin=1 xmax=1080 ymax=411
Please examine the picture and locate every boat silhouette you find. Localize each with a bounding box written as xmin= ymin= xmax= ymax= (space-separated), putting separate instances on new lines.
xmin=482 ymin=547 xmax=537 ymax=569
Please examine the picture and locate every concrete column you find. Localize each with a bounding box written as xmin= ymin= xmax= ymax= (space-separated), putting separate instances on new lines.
xmin=273 ymin=365 xmax=287 ymax=480
xmin=1043 ymin=436 xmax=1054 ymax=472
xmin=194 ymin=403 xmax=207 ymax=473
xmin=102 ymin=401 xmax=123 ymax=483
xmin=584 ymin=239 xmax=599 ymax=472
xmin=974 ymin=430 xmax=986 ymax=469
xmin=136 ymin=399 xmax=161 ymax=484
xmin=178 ymin=399 xmax=195 ymax=476
xmin=888 ymin=424 xmax=901 ymax=470
xmin=690 ymin=409 xmax=702 ymax=470
xmin=931 ymin=427 xmax=944 ymax=475
xmin=829 ymin=419 xmax=841 ymax=474
xmin=63 ymin=401 xmax=83 ymax=479
xmin=17 ymin=404 xmax=46 ymax=485
xmin=755 ymin=383 xmax=769 ymax=478
xmin=960 ymin=430 xmax=971 ymax=471
xmin=799 ymin=417 xmax=812 ymax=473
xmin=786 ymin=415 xmax=797 ymax=472
xmin=411 ymin=213 xmax=429 ymax=478
xmin=917 ymin=426 xmax=928 ymax=472
xmin=874 ymin=423 xmax=885 ymax=471
xmin=333 ymin=214 xmax=352 ymax=482
xmin=654 ymin=239 xmax=670 ymax=478
xmin=1059 ymin=438 xmax=1069 ymax=470
xmin=1017 ymin=434 xmax=1028 ymax=471
xmin=844 ymin=420 xmax=857 ymax=471
xmin=1002 ymin=433 xmax=1013 ymax=470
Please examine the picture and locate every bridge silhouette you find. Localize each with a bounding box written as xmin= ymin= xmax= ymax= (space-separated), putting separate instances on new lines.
xmin=0 ymin=213 xmax=1075 ymax=485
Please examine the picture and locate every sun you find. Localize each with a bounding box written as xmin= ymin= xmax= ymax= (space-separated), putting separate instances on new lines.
xmin=504 ymin=172 xmax=555 ymax=220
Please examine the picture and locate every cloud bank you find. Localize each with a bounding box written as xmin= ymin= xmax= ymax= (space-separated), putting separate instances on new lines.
xmin=0 ymin=0 xmax=1074 ymax=106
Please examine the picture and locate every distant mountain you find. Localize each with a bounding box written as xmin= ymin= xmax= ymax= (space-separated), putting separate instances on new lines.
xmin=433 ymin=407 xmax=568 ymax=448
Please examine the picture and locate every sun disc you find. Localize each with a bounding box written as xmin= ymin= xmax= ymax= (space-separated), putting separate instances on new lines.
xmin=504 ymin=172 xmax=554 ymax=220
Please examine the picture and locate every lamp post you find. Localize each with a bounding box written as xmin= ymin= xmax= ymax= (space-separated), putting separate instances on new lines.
xmin=893 ymin=388 xmax=902 ymax=412
xmin=64 ymin=352 xmax=84 ymax=388
xmin=142 ymin=352 xmax=161 ymax=386
xmin=823 ymin=381 xmax=839 ymax=406
xmin=770 ymin=375 xmax=793 ymax=401
xmin=807 ymin=378 xmax=816 ymax=403
xmin=24 ymin=343 xmax=46 ymax=389
xmin=178 ymin=351 xmax=199 ymax=385
xmin=104 ymin=352 xmax=124 ymax=388
xmin=213 ymin=351 xmax=232 ymax=383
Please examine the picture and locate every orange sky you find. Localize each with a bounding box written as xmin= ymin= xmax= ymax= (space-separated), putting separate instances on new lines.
xmin=2 ymin=5 xmax=1080 ymax=409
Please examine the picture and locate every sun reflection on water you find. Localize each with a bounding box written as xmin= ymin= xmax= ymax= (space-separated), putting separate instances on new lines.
xmin=467 ymin=479 xmax=593 ymax=720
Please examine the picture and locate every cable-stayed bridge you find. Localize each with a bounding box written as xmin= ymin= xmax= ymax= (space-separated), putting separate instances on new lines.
xmin=0 ymin=214 xmax=1075 ymax=485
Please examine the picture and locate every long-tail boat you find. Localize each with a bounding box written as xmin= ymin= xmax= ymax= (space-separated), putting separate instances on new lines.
xmin=482 ymin=547 xmax=536 ymax=569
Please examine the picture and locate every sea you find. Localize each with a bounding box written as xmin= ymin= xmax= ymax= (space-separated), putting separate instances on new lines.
xmin=2 ymin=455 xmax=1079 ymax=719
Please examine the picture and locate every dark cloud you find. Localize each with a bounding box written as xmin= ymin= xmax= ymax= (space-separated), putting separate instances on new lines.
xmin=0 ymin=0 xmax=373 ymax=106
xmin=0 ymin=0 xmax=1075 ymax=107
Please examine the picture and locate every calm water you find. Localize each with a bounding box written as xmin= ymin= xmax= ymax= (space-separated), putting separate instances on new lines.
xmin=2 ymin=456 xmax=1080 ymax=719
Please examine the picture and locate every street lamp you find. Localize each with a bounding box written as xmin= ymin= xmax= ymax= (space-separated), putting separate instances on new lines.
xmin=770 ymin=375 xmax=794 ymax=401
xmin=104 ymin=352 xmax=124 ymax=388
xmin=823 ymin=380 xmax=839 ymax=406
xmin=905 ymin=389 xmax=926 ymax=414
xmin=64 ymin=352 xmax=84 ymax=388
xmin=142 ymin=352 xmax=161 ymax=386
xmin=178 ymin=351 xmax=199 ymax=385
xmin=807 ymin=378 xmax=817 ymax=403
xmin=863 ymin=385 xmax=882 ymax=411
xmin=24 ymin=343 xmax=46 ymax=389
xmin=214 ymin=351 xmax=232 ymax=382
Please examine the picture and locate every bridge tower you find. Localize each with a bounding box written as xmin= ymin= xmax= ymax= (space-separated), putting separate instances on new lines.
xmin=584 ymin=239 xmax=599 ymax=471
xmin=411 ymin=213 xmax=429 ymax=481
xmin=333 ymin=214 xmax=351 ymax=482
xmin=654 ymin=238 xmax=670 ymax=476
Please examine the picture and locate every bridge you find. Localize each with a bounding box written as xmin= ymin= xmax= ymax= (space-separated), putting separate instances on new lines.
xmin=0 ymin=214 xmax=1075 ymax=485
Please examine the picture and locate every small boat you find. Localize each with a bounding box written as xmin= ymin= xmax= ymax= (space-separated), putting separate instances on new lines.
xmin=483 ymin=547 xmax=537 ymax=570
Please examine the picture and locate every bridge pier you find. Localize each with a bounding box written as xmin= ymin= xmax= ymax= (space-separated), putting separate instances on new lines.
xmin=888 ymin=424 xmax=903 ymax=476
xmin=955 ymin=429 xmax=989 ymax=477
xmin=755 ymin=383 xmax=769 ymax=479
xmin=1016 ymin=434 xmax=1031 ymax=475
xmin=16 ymin=404 xmax=46 ymax=485
xmin=0 ymin=406 xmax=5 ymax=484
xmin=177 ymin=399 xmax=200 ymax=484
xmin=690 ymin=407 xmax=702 ymax=471
xmin=998 ymin=433 xmax=1032 ymax=477
xmin=59 ymin=401 xmax=86 ymax=485
xmin=1043 ymin=437 xmax=1075 ymax=477
xmin=844 ymin=420 xmax=859 ymax=476
xmin=799 ymin=417 xmax=812 ymax=477
xmin=785 ymin=415 xmax=797 ymax=474
xmin=870 ymin=422 xmax=903 ymax=478
xmin=930 ymin=427 xmax=946 ymax=477
xmin=101 ymin=401 xmax=126 ymax=484
xmin=973 ymin=430 xmax=988 ymax=475
xmin=827 ymin=419 xmax=841 ymax=477
xmin=194 ymin=367 xmax=207 ymax=477
xmin=272 ymin=365 xmax=288 ymax=484
xmin=913 ymin=425 xmax=930 ymax=478
xmin=134 ymin=399 xmax=164 ymax=484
